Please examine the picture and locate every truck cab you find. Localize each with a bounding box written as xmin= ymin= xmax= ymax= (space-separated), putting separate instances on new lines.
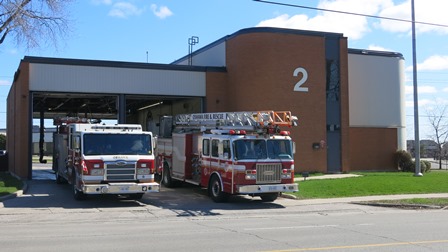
xmin=53 ymin=119 xmax=160 ymax=200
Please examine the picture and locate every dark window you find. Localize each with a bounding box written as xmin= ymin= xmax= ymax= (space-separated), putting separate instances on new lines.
xmin=223 ymin=140 xmax=230 ymax=159
xmin=211 ymin=139 xmax=219 ymax=158
xmin=202 ymin=138 xmax=210 ymax=156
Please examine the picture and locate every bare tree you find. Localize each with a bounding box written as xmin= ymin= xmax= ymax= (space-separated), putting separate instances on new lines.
xmin=426 ymin=104 xmax=448 ymax=169
xmin=0 ymin=0 xmax=72 ymax=49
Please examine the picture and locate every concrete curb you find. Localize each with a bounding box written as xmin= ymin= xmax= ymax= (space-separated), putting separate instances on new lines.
xmin=352 ymin=201 xmax=444 ymax=209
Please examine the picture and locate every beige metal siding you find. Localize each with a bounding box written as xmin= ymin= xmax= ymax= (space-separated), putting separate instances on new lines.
xmin=348 ymin=53 xmax=405 ymax=128
xmin=29 ymin=63 xmax=206 ymax=96
xmin=348 ymin=53 xmax=406 ymax=150
xmin=175 ymin=42 xmax=226 ymax=67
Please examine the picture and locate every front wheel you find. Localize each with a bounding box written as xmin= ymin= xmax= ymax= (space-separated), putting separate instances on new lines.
xmin=55 ymin=171 xmax=66 ymax=184
xmin=162 ymin=164 xmax=175 ymax=188
xmin=260 ymin=193 xmax=279 ymax=202
xmin=208 ymin=175 xmax=229 ymax=203
xmin=72 ymin=173 xmax=86 ymax=201
xmin=127 ymin=193 xmax=144 ymax=200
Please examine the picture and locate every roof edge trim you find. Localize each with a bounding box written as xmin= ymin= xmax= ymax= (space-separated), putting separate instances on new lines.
xmin=22 ymin=56 xmax=226 ymax=72
xmin=348 ymin=48 xmax=404 ymax=60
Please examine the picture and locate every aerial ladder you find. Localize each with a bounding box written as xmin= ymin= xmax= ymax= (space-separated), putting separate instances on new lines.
xmin=174 ymin=110 xmax=298 ymax=134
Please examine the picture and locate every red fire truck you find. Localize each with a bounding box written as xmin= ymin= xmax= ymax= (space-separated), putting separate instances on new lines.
xmin=52 ymin=117 xmax=160 ymax=200
xmin=156 ymin=111 xmax=299 ymax=202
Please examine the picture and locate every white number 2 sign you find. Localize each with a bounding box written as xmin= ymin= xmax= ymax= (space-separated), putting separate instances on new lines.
xmin=293 ymin=67 xmax=308 ymax=92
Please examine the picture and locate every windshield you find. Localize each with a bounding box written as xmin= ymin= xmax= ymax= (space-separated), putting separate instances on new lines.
xmin=234 ymin=139 xmax=267 ymax=160
xmin=83 ymin=134 xmax=152 ymax=155
xmin=267 ymin=139 xmax=293 ymax=160
xmin=234 ymin=139 xmax=293 ymax=160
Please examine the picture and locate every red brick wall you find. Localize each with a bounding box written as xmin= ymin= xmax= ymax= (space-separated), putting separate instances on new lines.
xmin=7 ymin=61 xmax=31 ymax=178
xmin=205 ymin=71 xmax=229 ymax=112
xmin=349 ymin=127 xmax=398 ymax=171
xmin=224 ymin=31 xmax=340 ymax=173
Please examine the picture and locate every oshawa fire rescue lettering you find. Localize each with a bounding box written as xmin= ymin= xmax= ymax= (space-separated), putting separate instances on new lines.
xmin=156 ymin=111 xmax=299 ymax=202
xmin=52 ymin=117 xmax=160 ymax=200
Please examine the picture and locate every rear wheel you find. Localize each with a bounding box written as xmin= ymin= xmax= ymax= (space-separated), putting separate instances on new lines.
xmin=209 ymin=175 xmax=229 ymax=203
xmin=260 ymin=193 xmax=279 ymax=202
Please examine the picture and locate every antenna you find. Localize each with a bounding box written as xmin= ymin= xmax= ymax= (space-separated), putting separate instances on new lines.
xmin=188 ymin=36 xmax=199 ymax=65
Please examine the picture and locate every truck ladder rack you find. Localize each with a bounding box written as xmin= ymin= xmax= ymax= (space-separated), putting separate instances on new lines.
xmin=175 ymin=111 xmax=298 ymax=131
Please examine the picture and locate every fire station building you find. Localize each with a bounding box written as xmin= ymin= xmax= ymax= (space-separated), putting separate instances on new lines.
xmin=7 ymin=27 xmax=405 ymax=179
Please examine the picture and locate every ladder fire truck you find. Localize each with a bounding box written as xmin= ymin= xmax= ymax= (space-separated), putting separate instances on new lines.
xmin=52 ymin=117 xmax=160 ymax=200
xmin=156 ymin=111 xmax=299 ymax=202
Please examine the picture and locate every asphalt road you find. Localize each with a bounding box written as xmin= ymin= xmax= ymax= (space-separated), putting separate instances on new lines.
xmin=0 ymin=167 xmax=447 ymax=251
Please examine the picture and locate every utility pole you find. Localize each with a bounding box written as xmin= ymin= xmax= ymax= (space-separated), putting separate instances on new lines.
xmin=411 ymin=0 xmax=423 ymax=176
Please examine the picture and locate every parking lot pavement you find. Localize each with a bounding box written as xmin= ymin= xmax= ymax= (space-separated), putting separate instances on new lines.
xmin=425 ymin=158 xmax=448 ymax=170
xmin=32 ymin=166 xmax=55 ymax=180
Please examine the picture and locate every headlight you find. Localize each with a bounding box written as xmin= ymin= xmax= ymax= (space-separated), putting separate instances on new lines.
xmin=90 ymin=169 xmax=104 ymax=176
xmin=137 ymin=168 xmax=150 ymax=175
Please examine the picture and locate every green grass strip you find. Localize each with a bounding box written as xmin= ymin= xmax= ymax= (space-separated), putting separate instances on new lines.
xmin=0 ymin=172 xmax=23 ymax=197
xmin=293 ymin=171 xmax=448 ymax=199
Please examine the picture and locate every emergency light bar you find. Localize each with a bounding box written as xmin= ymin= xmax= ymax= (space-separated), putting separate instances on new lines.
xmin=91 ymin=125 xmax=142 ymax=131
xmin=229 ymin=130 xmax=247 ymax=135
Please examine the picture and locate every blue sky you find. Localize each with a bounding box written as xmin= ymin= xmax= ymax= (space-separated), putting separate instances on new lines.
xmin=1 ymin=0 xmax=448 ymax=140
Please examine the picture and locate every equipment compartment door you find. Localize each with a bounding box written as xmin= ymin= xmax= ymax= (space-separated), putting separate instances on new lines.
xmin=53 ymin=134 xmax=68 ymax=175
xmin=172 ymin=133 xmax=187 ymax=178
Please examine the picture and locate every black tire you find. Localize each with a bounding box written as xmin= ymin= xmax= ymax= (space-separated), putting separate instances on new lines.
xmin=72 ymin=173 xmax=86 ymax=201
xmin=162 ymin=164 xmax=175 ymax=188
xmin=55 ymin=171 xmax=65 ymax=184
xmin=155 ymin=173 xmax=162 ymax=184
xmin=208 ymin=175 xmax=229 ymax=203
xmin=260 ymin=193 xmax=279 ymax=202
xmin=127 ymin=193 xmax=144 ymax=200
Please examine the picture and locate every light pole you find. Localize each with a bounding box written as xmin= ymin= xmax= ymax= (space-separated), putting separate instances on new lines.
xmin=411 ymin=0 xmax=423 ymax=176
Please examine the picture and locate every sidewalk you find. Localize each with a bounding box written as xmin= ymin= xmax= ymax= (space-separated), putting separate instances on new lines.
xmin=294 ymin=173 xmax=360 ymax=182
xmin=291 ymin=193 xmax=448 ymax=206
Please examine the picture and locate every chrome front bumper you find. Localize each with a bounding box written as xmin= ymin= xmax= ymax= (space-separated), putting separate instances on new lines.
xmin=237 ymin=183 xmax=298 ymax=194
xmin=82 ymin=182 xmax=160 ymax=194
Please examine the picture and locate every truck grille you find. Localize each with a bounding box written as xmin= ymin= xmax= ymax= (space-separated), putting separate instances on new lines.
xmin=256 ymin=163 xmax=281 ymax=184
xmin=105 ymin=162 xmax=136 ymax=181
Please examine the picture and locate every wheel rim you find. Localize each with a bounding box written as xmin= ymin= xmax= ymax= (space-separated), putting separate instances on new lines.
xmin=211 ymin=180 xmax=220 ymax=197
xmin=72 ymin=176 xmax=78 ymax=194
xmin=163 ymin=169 xmax=169 ymax=184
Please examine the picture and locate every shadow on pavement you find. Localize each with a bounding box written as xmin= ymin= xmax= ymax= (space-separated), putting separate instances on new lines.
xmin=2 ymin=167 xmax=286 ymax=216
xmin=141 ymin=182 xmax=286 ymax=217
